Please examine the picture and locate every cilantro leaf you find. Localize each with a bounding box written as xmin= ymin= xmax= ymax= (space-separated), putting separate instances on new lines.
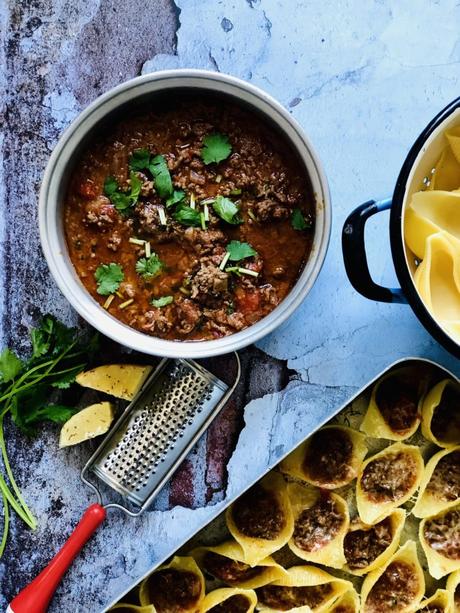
xmin=201 ymin=133 xmax=232 ymax=165
xmin=94 ymin=263 xmax=124 ymax=295
xmin=173 ymin=203 xmax=202 ymax=227
xmin=151 ymin=295 xmax=174 ymax=308
xmin=0 ymin=349 xmax=23 ymax=383
xmin=212 ymin=195 xmax=242 ymax=225
xmin=226 ymin=240 xmax=258 ymax=262
xmin=129 ymin=148 xmax=151 ymax=171
xmin=166 ymin=190 xmax=186 ymax=208
xmin=149 ymin=155 xmax=173 ymax=198
xmin=135 ymin=253 xmax=164 ymax=279
xmin=291 ymin=208 xmax=312 ymax=231
xmin=103 ymin=172 xmax=141 ymax=214
xmin=30 ymin=315 xmax=76 ymax=360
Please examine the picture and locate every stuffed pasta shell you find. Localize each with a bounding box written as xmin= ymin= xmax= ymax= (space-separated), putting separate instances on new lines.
xmin=199 ymin=587 xmax=257 ymax=613
xmin=421 ymin=379 xmax=460 ymax=448
xmin=420 ymin=504 xmax=460 ymax=578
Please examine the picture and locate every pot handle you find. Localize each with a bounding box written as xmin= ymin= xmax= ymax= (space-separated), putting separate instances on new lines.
xmin=342 ymin=198 xmax=407 ymax=304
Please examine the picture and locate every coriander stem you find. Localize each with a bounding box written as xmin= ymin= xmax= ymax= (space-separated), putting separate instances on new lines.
xmin=0 ymin=474 xmax=35 ymax=528
xmin=0 ymin=491 xmax=9 ymax=556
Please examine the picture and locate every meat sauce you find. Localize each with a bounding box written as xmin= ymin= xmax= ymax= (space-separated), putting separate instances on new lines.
xmin=303 ymin=427 xmax=354 ymax=486
xmin=144 ymin=568 xmax=201 ymax=613
xmin=207 ymin=594 xmax=251 ymax=613
xmin=365 ymin=560 xmax=420 ymax=612
xmin=361 ymin=451 xmax=418 ymax=503
xmin=202 ymin=552 xmax=263 ymax=585
xmin=375 ymin=375 xmax=420 ymax=434
xmin=423 ymin=508 xmax=460 ymax=559
xmin=256 ymin=584 xmax=333 ymax=611
xmin=293 ymin=493 xmax=345 ymax=552
xmin=426 ymin=450 xmax=460 ymax=502
xmin=231 ymin=483 xmax=285 ymax=540
xmin=344 ymin=516 xmax=392 ymax=570
xmin=64 ymin=97 xmax=314 ymax=341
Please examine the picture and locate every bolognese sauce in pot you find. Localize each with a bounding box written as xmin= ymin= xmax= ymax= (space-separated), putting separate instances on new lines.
xmin=64 ymin=97 xmax=314 ymax=341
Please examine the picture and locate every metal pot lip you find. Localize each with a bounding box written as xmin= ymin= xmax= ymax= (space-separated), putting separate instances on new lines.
xmin=39 ymin=69 xmax=331 ymax=358
xmin=390 ymin=96 xmax=460 ymax=357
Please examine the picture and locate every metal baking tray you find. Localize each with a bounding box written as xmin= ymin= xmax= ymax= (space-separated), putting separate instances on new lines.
xmin=105 ymin=357 xmax=459 ymax=610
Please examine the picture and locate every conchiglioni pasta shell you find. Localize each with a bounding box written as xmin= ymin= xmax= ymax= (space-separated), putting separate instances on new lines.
xmin=287 ymin=483 xmax=349 ymax=568
xmin=412 ymin=445 xmax=460 ymax=518
xmin=415 ymin=588 xmax=452 ymax=612
xmin=257 ymin=565 xmax=352 ymax=613
xmin=342 ymin=509 xmax=406 ymax=576
xmin=446 ymin=125 xmax=460 ymax=165
xmin=360 ymin=367 xmax=424 ymax=441
xmin=404 ymin=191 xmax=460 ymax=259
xmin=413 ymin=232 xmax=460 ymax=342
xmin=109 ymin=605 xmax=156 ymax=613
xmin=421 ymin=379 xmax=460 ymax=447
xmin=138 ymin=556 xmax=205 ymax=609
xmin=356 ymin=442 xmax=424 ymax=524
xmin=420 ymin=505 xmax=460 ymax=579
xmin=360 ymin=541 xmax=425 ymax=613
xmin=280 ymin=425 xmax=367 ymax=489
xmin=191 ymin=540 xmax=288 ymax=589
xmin=226 ymin=472 xmax=294 ymax=566
xmin=199 ymin=587 xmax=257 ymax=612
xmin=431 ymin=144 xmax=460 ymax=191
xmin=446 ymin=569 xmax=460 ymax=612
xmin=330 ymin=588 xmax=360 ymax=613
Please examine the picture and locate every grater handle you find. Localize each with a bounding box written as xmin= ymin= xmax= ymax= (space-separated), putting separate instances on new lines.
xmin=8 ymin=503 xmax=106 ymax=613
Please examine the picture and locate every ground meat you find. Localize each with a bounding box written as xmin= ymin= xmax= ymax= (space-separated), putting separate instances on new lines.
xmin=431 ymin=383 xmax=460 ymax=445
xmin=376 ymin=375 xmax=419 ymax=434
xmin=204 ymin=308 xmax=246 ymax=334
xmin=107 ymin=231 xmax=122 ymax=251
xmin=426 ymin=451 xmax=460 ymax=502
xmin=332 ymin=606 xmax=354 ymax=613
xmin=423 ymin=508 xmax=460 ymax=559
xmin=84 ymin=195 xmax=116 ymax=228
xmin=303 ymin=427 xmax=354 ymax=486
xmin=175 ymin=299 xmax=202 ymax=334
xmin=231 ymin=483 xmax=286 ymax=540
xmin=344 ymin=517 xmax=392 ymax=570
xmin=360 ymin=451 xmax=418 ymax=503
xmin=293 ymin=493 xmax=344 ymax=552
xmin=365 ymin=560 xmax=420 ymax=613
xmin=418 ymin=606 xmax=445 ymax=613
xmin=208 ymin=595 xmax=251 ymax=613
xmin=142 ymin=308 xmax=173 ymax=334
xmin=202 ymin=552 xmax=263 ymax=585
xmin=455 ymin=586 xmax=460 ymax=609
xmin=183 ymin=227 xmax=226 ymax=255
xmin=190 ymin=262 xmax=229 ymax=304
xmin=253 ymin=198 xmax=291 ymax=221
xmin=145 ymin=569 xmax=201 ymax=613
xmin=256 ymin=584 xmax=333 ymax=611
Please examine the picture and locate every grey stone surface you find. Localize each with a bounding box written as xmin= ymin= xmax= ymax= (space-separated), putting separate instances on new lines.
xmin=1 ymin=1 xmax=460 ymax=611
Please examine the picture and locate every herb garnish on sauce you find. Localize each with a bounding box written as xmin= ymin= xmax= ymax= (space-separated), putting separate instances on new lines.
xmin=201 ymin=132 xmax=232 ymax=165
xmin=291 ymin=208 xmax=312 ymax=231
xmin=226 ymin=240 xmax=258 ymax=261
xmin=94 ymin=263 xmax=124 ymax=295
xmin=136 ymin=253 xmax=164 ymax=279
xmin=212 ymin=195 xmax=242 ymax=225
xmin=104 ymin=173 xmax=141 ymax=213
xmin=151 ymin=295 xmax=174 ymax=307
xmin=128 ymin=149 xmax=173 ymax=199
xmin=173 ymin=203 xmax=202 ymax=227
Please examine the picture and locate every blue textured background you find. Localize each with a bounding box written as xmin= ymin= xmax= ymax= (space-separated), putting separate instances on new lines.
xmin=1 ymin=1 xmax=460 ymax=610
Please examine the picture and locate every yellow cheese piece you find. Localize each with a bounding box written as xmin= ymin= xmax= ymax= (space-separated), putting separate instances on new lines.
xmin=139 ymin=556 xmax=204 ymax=610
xmin=76 ymin=364 xmax=152 ymax=400
xmin=256 ymin=565 xmax=351 ymax=613
xmin=420 ymin=504 xmax=460 ymax=579
xmin=287 ymin=483 xmax=349 ymax=568
xmin=199 ymin=588 xmax=257 ymax=612
xmin=59 ymin=401 xmax=114 ymax=447
xmin=360 ymin=541 xmax=425 ymax=613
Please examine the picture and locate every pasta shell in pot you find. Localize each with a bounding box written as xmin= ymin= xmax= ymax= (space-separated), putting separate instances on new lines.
xmin=419 ymin=504 xmax=460 ymax=579
xmin=360 ymin=366 xmax=426 ymax=441
xmin=138 ymin=556 xmax=205 ymax=610
xmin=342 ymin=509 xmax=406 ymax=576
xmin=225 ymin=472 xmax=294 ymax=566
xmin=430 ymin=143 xmax=460 ymax=191
xmin=191 ymin=540 xmax=288 ymax=589
xmin=109 ymin=605 xmax=156 ymax=613
xmin=287 ymin=483 xmax=349 ymax=568
xmin=446 ymin=570 xmax=460 ymax=612
xmin=412 ymin=445 xmax=460 ymax=518
xmin=199 ymin=587 xmax=257 ymax=613
xmin=255 ymin=565 xmax=352 ymax=613
xmin=356 ymin=442 xmax=424 ymax=524
xmin=329 ymin=588 xmax=360 ymax=613
xmin=415 ymin=588 xmax=452 ymax=612
xmin=360 ymin=540 xmax=425 ymax=613
xmin=280 ymin=425 xmax=367 ymax=490
xmin=421 ymin=379 xmax=460 ymax=448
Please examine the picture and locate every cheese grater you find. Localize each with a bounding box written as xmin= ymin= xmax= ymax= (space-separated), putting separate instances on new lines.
xmin=9 ymin=354 xmax=241 ymax=613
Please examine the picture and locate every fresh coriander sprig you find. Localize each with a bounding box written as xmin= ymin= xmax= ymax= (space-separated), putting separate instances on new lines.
xmin=201 ymin=133 xmax=232 ymax=165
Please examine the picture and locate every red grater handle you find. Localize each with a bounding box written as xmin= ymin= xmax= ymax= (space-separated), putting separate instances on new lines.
xmin=8 ymin=503 xmax=106 ymax=613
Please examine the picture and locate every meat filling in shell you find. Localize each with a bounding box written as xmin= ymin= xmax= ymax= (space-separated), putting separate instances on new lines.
xmin=231 ymin=484 xmax=286 ymax=540
xmin=256 ymin=584 xmax=333 ymax=611
xmin=302 ymin=428 xmax=354 ymax=485
xmin=344 ymin=516 xmax=393 ymax=570
xmin=360 ymin=451 xmax=418 ymax=503
xmin=365 ymin=560 xmax=420 ymax=613
xmin=293 ymin=494 xmax=345 ymax=552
